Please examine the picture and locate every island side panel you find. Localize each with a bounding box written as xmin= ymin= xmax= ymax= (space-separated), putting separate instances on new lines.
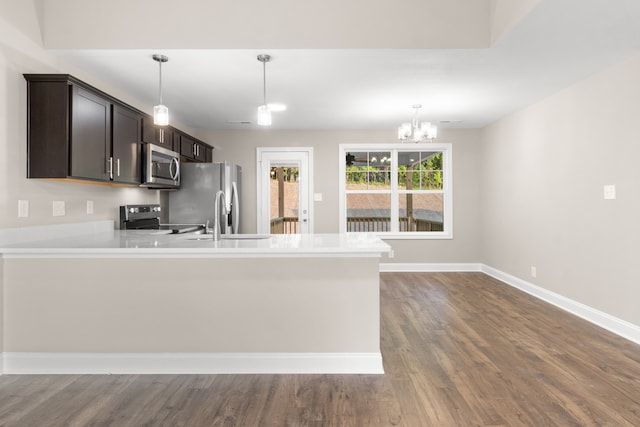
xmin=3 ymin=257 xmax=380 ymax=354
xmin=0 ymin=259 xmax=4 ymax=368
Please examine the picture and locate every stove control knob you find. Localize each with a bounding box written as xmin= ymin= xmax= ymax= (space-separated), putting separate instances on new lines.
xmin=129 ymin=207 xmax=137 ymax=213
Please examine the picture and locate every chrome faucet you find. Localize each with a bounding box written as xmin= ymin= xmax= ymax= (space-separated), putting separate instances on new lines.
xmin=213 ymin=190 xmax=227 ymax=241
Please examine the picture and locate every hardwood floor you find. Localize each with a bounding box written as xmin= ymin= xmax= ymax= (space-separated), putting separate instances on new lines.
xmin=1 ymin=272 xmax=639 ymax=426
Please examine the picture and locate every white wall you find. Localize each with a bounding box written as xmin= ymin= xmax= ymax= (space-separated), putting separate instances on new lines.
xmin=480 ymin=53 xmax=640 ymax=326
xmin=40 ymin=0 xmax=491 ymax=49
xmin=0 ymin=1 xmax=159 ymax=229
xmin=199 ymin=128 xmax=482 ymax=264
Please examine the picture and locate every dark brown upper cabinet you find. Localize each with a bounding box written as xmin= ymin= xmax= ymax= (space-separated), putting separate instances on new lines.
xmin=25 ymin=74 xmax=212 ymax=185
xmin=180 ymin=134 xmax=208 ymax=162
xmin=25 ymin=74 xmax=143 ymax=184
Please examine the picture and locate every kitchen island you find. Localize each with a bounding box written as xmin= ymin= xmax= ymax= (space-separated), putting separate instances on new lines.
xmin=0 ymin=221 xmax=391 ymax=375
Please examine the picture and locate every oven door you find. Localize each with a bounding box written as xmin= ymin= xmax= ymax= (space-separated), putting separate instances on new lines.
xmin=141 ymin=144 xmax=181 ymax=188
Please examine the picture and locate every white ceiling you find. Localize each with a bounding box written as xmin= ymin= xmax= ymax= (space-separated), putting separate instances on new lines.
xmin=52 ymin=0 xmax=640 ymax=131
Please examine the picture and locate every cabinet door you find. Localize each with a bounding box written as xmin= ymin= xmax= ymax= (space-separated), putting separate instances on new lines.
xmin=71 ymin=86 xmax=110 ymax=181
xmin=180 ymin=134 xmax=195 ymax=160
xmin=142 ymin=118 xmax=157 ymax=144
xmin=194 ymin=142 xmax=206 ymax=162
xmin=172 ymin=131 xmax=181 ymax=153
xmin=205 ymin=146 xmax=213 ymax=163
xmin=161 ymin=127 xmax=174 ymax=149
xmin=112 ymin=104 xmax=142 ymax=184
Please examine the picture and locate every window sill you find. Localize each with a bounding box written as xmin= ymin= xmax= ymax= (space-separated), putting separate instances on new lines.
xmin=354 ymin=232 xmax=453 ymax=240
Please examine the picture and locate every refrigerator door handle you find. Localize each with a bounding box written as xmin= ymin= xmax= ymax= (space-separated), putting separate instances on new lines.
xmin=231 ymin=181 xmax=240 ymax=234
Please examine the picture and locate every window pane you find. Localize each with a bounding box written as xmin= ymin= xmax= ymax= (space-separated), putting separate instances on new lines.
xmin=346 ymin=151 xmax=391 ymax=190
xmin=398 ymin=151 xmax=421 ymax=169
xmin=346 ymin=193 xmax=391 ymax=232
xmin=398 ymin=193 xmax=444 ymax=232
xmin=398 ymin=151 xmax=443 ymax=190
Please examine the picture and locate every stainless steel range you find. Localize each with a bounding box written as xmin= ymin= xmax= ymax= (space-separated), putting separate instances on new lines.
xmin=119 ymin=204 xmax=204 ymax=234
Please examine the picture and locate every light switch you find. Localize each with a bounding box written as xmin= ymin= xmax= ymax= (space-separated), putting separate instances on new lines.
xmin=314 ymin=193 xmax=323 ymax=202
xmin=53 ymin=200 xmax=65 ymax=216
xmin=603 ymin=185 xmax=616 ymax=200
xmin=87 ymin=200 xmax=94 ymax=214
xmin=18 ymin=200 xmax=29 ymax=218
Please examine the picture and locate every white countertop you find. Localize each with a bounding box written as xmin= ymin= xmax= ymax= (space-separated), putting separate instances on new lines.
xmin=0 ymin=221 xmax=392 ymax=258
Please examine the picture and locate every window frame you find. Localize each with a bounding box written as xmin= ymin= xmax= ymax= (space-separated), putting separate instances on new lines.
xmin=339 ymin=143 xmax=453 ymax=239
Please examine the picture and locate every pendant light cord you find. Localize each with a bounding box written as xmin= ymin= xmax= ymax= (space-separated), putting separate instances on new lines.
xmin=158 ymin=60 xmax=163 ymax=105
xmin=262 ymin=60 xmax=267 ymax=106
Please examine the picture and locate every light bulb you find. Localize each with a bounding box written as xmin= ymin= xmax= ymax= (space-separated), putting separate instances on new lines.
xmin=398 ymin=123 xmax=411 ymax=140
xmin=257 ymin=104 xmax=272 ymax=126
xmin=153 ymin=104 xmax=169 ymax=126
xmin=426 ymin=124 xmax=438 ymax=140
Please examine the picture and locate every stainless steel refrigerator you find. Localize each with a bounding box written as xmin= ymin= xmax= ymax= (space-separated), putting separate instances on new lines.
xmin=168 ymin=162 xmax=241 ymax=234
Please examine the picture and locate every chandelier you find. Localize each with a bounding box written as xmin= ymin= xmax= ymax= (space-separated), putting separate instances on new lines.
xmin=398 ymin=104 xmax=437 ymax=142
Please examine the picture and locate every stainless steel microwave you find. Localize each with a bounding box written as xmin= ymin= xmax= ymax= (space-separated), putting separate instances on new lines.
xmin=141 ymin=143 xmax=180 ymax=189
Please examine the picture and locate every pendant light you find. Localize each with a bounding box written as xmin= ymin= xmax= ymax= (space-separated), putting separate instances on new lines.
xmin=152 ymin=54 xmax=169 ymax=126
xmin=257 ymin=54 xmax=272 ymax=126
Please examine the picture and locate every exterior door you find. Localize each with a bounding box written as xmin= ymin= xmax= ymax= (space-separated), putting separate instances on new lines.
xmin=256 ymin=147 xmax=313 ymax=234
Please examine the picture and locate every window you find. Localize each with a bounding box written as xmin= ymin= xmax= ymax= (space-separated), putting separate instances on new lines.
xmin=339 ymin=143 xmax=452 ymax=238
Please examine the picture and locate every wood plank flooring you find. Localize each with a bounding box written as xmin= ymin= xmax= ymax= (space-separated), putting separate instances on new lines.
xmin=1 ymin=272 xmax=639 ymax=426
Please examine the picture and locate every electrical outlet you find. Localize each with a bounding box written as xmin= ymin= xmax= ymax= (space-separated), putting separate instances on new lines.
xmin=87 ymin=200 xmax=94 ymax=214
xmin=52 ymin=200 xmax=65 ymax=216
xmin=18 ymin=200 xmax=29 ymax=218
xmin=531 ymin=266 xmax=537 ymax=278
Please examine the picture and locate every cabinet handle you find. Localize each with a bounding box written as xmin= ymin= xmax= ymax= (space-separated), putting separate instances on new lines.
xmin=108 ymin=157 xmax=113 ymax=180
xmin=159 ymin=128 xmax=164 ymax=144
xmin=116 ymin=158 xmax=120 ymax=177
xmin=192 ymin=143 xmax=196 ymax=157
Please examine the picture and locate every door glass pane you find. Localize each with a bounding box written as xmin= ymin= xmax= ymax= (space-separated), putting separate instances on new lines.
xmin=398 ymin=193 xmax=444 ymax=232
xmin=346 ymin=193 xmax=391 ymax=232
xmin=398 ymin=151 xmax=443 ymax=190
xmin=270 ymin=166 xmax=299 ymax=234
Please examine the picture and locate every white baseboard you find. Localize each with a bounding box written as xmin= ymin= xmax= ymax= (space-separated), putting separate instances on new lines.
xmin=481 ymin=265 xmax=640 ymax=346
xmin=1 ymin=352 xmax=384 ymax=375
xmin=380 ymin=262 xmax=482 ymax=272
